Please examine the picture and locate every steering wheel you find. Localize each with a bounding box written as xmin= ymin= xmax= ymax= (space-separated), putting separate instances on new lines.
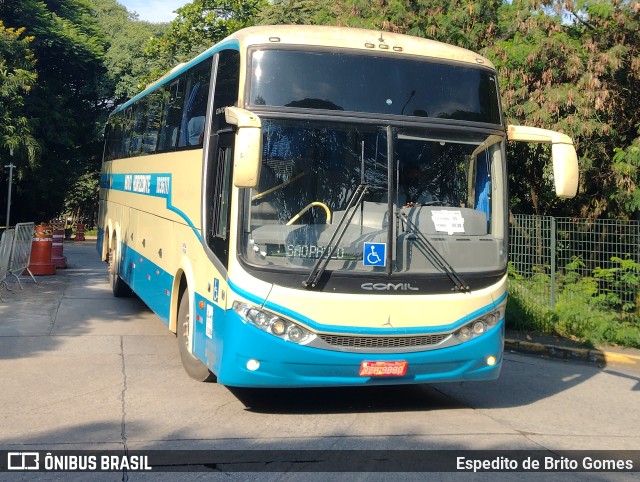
xmin=286 ymin=202 xmax=332 ymax=225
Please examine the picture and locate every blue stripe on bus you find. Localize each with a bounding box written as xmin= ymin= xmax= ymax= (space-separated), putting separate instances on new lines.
xmin=227 ymin=278 xmax=507 ymax=336
xmin=119 ymin=243 xmax=173 ymax=324
xmin=112 ymin=39 xmax=241 ymax=115
xmin=102 ymin=172 xmax=202 ymax=243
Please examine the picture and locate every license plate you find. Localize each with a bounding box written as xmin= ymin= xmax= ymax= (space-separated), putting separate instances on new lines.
xmin=359 ymin=361 xmax=408 ymax=377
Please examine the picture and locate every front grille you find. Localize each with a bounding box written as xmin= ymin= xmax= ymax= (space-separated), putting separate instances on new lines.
xmin=319 ymin=333 xmax=448 ymax=350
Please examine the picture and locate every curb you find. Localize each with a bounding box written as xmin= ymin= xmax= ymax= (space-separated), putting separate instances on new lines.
xmin=505 ymin=338 xmax=640 ymax=369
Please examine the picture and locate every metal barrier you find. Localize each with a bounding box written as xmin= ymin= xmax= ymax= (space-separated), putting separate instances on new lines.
xmin=0 ymin=229 xmax=15 ymax=302
xmin=8 ymin=222 xmax=36 ymax=289
xmin=510 ymin=214 xmax=640 ymax=310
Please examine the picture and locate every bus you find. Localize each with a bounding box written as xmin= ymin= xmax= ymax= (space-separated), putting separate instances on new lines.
xmin=98 ymin=25 xmax=578 ymax=387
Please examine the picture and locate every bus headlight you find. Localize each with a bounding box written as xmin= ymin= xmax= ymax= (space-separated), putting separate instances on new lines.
xmin=454 ymin=304 xmax=505 ymax=343
xmin=232 ymin=301 xmax=316 ymax=345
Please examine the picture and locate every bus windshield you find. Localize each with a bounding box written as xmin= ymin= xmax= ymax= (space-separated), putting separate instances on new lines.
xmin=249 ymin=49 xmax=501 ymax=124
xmin=240 ymin=119 xmax=506 ymax=276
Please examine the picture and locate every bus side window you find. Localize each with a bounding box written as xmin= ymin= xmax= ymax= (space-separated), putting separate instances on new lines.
xmin=211 ymin=50 xmax=240 ymax=133
xmin=213 ymin=147 xmax=233 ymax=240
xmin=128 ymin=100 xmax=147 ymax=157
xmin=178 ymin=59 xmax=212 ymax=148
xmin=122 ymin=106 xmax=134 ymax=158
xmin=142 ymin=89 xmax=165 ymax=154
xmin=207 ymin=49 xmax=240 ymax=266
xmin=158 ymin=80 xmax=183 ymax=152
xmin=104 ymin=116 xmax=123 ymax=161
xmin=209 ymin=140 xmax=234 ymax=267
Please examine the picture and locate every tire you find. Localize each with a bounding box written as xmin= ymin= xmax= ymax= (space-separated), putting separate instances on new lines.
xmin=177 ymin=289 xmax=216 ymax=382
xmin=108 ymin=243 xmax=131 ymax=298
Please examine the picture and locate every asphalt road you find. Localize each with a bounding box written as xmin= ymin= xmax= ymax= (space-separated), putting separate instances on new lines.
xmin=0 ymin=242 xmax=638 ymax=481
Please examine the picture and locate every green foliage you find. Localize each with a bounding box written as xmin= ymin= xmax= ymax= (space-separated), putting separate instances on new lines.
xmin=592 ymin=256 xmax=640 ymax=312
xmin=257 ymin=0 xmax=332 ymax=25
xmin=63 ymin=169 xmax=100 ymax=224
xmin=144 ymin=0 xmax=266 ymax=81
xmin=89 ymin=0 xmax=168 ymax=102
xmin=331 ymin=0 xmax=501 ymax=51
xmin=507 ymin=288 xmax=557 ymax=333
xmin=0 ymin=22 xmax=39 ymax=163
xmin=611 ymin=133 xmax=640 ymax=215
xmin=508 ymin=256 xmax=640 ymax=348
xmin=489 ymin=0 xmax=640 ymax=219
xmin=1 ymin=0 xmax=109 ymax=223
xmin=553 ymin=257 xmax=612 ymax=346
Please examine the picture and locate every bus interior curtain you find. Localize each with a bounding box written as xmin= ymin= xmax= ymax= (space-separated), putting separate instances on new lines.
xmin=474 ymin=151 xmax=490 ymax=221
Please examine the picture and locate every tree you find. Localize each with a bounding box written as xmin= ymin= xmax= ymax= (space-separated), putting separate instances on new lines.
xmin=63 ymin=169 xmax=100 ymax=225
xmin=331 ymin=0 xmax=501 ymax=51
xmin=257 ymin=0 xmax=332 ymax=25
xmin=89 ymin=0 xmax=168 ymax=104
xmin=0 ymin=0 xmax=111 ymax=223
xmin=254 ymin=0 xmax=503 ymax=48
xmin=489 ymin=0 xmax=640 ymax=219
xmin=0 ymin=22 xmax=38 ymax=164
xmin=144 ymin=0 xmax=267 ymax=80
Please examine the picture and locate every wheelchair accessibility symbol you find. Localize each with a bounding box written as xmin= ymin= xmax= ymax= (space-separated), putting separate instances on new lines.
xmin=363 ymin=242 xmax=386 ymax=267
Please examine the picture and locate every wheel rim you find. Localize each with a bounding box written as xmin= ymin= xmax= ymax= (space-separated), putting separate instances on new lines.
xmin=108 ymin=248 xmax=116 ymax=280
xmin=182 ymin=311 xmax=190 ymax=351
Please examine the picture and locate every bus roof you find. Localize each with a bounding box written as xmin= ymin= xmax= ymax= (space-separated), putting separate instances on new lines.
xmin=114 ymin=25 xmax=495 ymax=115
xmin=227 ymin=25 xmax=495 ymax=70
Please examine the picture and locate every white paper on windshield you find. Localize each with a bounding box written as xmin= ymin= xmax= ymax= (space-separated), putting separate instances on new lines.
xmin=431 ymin=210 xmax=465 ymax=235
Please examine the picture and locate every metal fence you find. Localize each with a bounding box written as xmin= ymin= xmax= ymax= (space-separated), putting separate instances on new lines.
xmin=0 ymin=223 xmax=36 ymax=300
xmin=8 ymin=222 xmax=36 ymax=288
xmin=509 ymin=214 xmax=640 ymax=310
xmin=0 ymin=229 xmax=15 ymax=301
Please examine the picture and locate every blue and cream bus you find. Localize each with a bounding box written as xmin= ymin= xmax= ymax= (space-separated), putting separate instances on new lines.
xmin=98 ymin=26 xmax=578 ymax=386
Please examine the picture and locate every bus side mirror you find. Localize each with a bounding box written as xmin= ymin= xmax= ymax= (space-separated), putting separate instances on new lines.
xmin=225 ymin=107 xmax=262 ymax=188
xmin=507 ymin=125 xmax=579 ymax=199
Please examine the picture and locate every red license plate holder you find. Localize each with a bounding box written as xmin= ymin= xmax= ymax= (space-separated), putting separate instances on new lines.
xmin=359 ymin=361 xmax=408 ymax=377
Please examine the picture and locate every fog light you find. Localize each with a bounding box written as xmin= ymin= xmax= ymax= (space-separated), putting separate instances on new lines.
xmin=486 ymin=355 xmax=497 ymax=366
xmin=246 ymin=359 xmax=260 ymax=371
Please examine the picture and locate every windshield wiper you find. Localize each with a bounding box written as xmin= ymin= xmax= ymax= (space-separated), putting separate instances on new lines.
xmin=396 ymin=211 xmax=470 ymax=293
xmin=302 ymin=183 xmax=369 ymax=289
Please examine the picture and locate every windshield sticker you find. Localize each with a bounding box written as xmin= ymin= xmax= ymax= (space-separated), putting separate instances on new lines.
xmin=431 ymin=210 xmax=465 ymax=235
xmin=363 ymin=242 xmax=386 ymax=267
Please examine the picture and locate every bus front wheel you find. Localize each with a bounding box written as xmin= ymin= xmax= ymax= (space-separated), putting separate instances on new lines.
xmin=177 ymin=289 xmax=216 ymax=382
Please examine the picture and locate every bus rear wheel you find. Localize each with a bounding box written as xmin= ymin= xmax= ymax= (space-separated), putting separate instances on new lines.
xmin=108 ymin=244 xmax=131 ymax=298
xmin=177 ymin=289 xmax=216 ymax=382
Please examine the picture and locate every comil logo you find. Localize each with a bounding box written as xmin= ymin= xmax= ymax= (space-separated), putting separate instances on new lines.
xmin=361 ymin=283 xmax=419 ymax=291
xmin=8 ymin=452 xmax=39 ymax=470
